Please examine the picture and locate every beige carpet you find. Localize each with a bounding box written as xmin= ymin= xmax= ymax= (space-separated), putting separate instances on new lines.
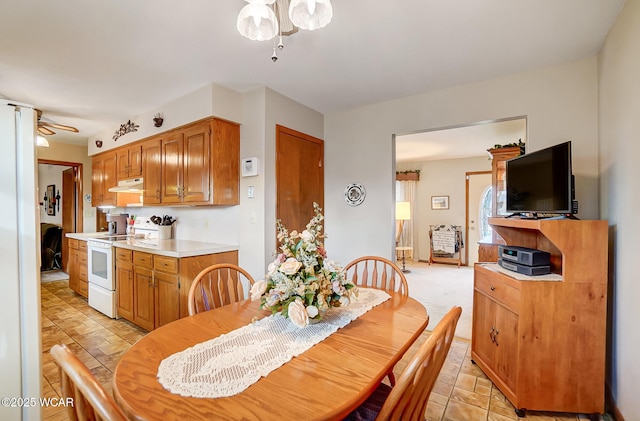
xmin=41 ymin=270 xmax=70 ymax=283
xmin=401 ymin=260 xmax=473 ymax=340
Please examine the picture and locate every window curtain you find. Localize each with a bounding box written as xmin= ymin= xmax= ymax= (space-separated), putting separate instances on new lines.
xmin=396 ymin=180 xmax=416 ymax=260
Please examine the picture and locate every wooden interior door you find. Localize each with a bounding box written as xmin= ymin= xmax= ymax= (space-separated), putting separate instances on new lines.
xmin=276 ymin=125 xmax=324 ymax=238
xmin=61 ymin=168 xmax=76 ymax=272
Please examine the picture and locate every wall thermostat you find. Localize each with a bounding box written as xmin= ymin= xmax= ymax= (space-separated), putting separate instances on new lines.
xmin=241 ymin=157 xmax=259 ymax=177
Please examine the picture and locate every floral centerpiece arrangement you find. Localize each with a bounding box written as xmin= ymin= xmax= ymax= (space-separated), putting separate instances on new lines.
xmin=250 ymin=203 xmax=358 ymax=328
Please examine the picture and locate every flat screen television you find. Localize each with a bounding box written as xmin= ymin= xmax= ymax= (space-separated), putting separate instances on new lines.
xmin=505 ymin=141 xmax=574 ymax=215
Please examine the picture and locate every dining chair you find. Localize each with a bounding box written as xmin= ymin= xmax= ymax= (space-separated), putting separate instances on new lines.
xmin=343 ymin=256 xmax=409 ymax=296
xmin=343 ymin=256 xmax=409 ymax=386
xmin=345 ymin=306 xmax=462 ymax=421
xmin=188 ymin=263 xmax=256 ymax=316
xmin=50 ymin=343 xmax=128 ymax=421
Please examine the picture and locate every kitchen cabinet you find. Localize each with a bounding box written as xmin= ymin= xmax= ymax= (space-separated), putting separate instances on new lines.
xmin=116 ymin=144 xmax=142 ymax=180
xmin=141 ymin=137 xmax=162 ymax=205
xmin=161 ymin=118 xmax=239 ymax=205
xmin=115 ymin=248 xmax=134 ymax=321
xmin=91 ymin=151 xmax=117 ymax=207
xmin=132 ymin=251 xmax=155 ymax=331
xmin=153 ymin=254 xmax=180 ymax=328
xmin=471 ymin=218 xmax=608 ymax=415
xmin=91 ymin=116 xmax=239 ymax=207
xmin=67 ymin=238 xmax=88 ymax=298
xmin=115 ymin=247 xmax=238 ymax=329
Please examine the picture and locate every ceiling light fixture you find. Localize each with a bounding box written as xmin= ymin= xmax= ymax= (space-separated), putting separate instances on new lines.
xmin=288 ymin=0 xmax=332 ymax=30
xmin=237 ymin=0 xmax=332 ymax=61
xmin=36 ymin=135 xmax=50 ymax=148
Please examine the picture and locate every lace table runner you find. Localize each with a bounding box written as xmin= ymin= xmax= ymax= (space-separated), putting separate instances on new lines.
xmin=157 ymin=288 xmax=391 ymax=398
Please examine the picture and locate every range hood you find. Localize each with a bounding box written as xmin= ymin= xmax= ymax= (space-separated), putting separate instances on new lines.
xmin=108 ymin=178 xmax=144 ymax=193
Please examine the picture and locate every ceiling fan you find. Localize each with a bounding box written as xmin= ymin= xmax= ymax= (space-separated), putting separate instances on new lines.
xmin=36 ymin=109 xmax=79 ymax=136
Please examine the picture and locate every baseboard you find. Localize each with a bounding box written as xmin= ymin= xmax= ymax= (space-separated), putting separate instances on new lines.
xmin=606 ymin=382 xmax=625 ymax=421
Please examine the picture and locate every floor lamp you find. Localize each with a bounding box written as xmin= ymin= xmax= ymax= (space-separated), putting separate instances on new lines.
xmin=396 ymin=201 xmax=411 ymax=273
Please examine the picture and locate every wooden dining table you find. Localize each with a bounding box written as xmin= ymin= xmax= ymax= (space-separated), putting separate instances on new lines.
xmin=113 ymin=290 xmax=429 ymax=421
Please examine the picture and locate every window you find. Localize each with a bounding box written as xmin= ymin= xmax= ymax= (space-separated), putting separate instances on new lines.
xmin=479 ymin=186 xmax=493 ymax=242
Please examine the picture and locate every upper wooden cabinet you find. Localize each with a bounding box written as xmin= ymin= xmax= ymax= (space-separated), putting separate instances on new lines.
xmin=161 ymin=118 xmax=239 ymax=206
xmin=91 ymin=151 xmax=117 ymax=207
xmin=141 ymin=137 xmax=162 ymax=205
xmin=91 ymin=117 xmax=240 ymax=208
xmin=117 ymin=144 xmax=142 ymax=180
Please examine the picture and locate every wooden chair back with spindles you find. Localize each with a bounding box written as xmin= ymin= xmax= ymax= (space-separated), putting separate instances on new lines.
xmin=187 ymin=263 xmax=256 ymax=316
xmin=343 ymin=256 xmax=409 ymax=296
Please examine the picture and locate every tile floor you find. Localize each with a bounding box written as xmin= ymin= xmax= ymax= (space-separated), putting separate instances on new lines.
xmin=40 ymin=280 xmax=610 ymax=421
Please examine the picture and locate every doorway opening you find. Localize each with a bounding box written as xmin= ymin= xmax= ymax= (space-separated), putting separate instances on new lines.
xmin=38 ymin=159 xmax=84 ymax=273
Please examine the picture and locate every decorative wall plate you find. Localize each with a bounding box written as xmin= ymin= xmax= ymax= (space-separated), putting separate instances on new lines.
xmin=84 ymin=193 xmax=92 ymax=203
xmin=344 ymin=183 xmax=366 ymax=206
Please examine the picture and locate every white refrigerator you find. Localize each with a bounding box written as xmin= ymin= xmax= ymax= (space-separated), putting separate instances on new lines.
xmin=0 ymin=100 xmax=42 ymax=420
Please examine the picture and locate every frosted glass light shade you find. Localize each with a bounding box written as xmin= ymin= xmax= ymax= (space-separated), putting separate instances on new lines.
xmin=288 ymin=0 xmax=333 ymax=31
xmin=237 ymin=2 xmax=279 ymax=41
xmin=36 ymin=135 xmax=50 ymax=147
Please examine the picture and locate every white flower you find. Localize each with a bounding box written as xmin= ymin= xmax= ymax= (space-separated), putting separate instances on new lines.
xmin=288 ymin=300 xmax=309 ymax=328
xmin=339 ymin=296 xmax=350 ymax=307
xmin=250 ymin=280 xmax=267 ymax=301
xmin=323 ymin=259 xmax=340 ymax=272
xmin=279 ymin=257 xmax=303 ymax=275
xmin=267 ymin=262 xmax=278 ymax=277
xmin=306 ymin=305 xmax=319 ymax=318
xmin=300 ymin=230 xmax=314 ymax=243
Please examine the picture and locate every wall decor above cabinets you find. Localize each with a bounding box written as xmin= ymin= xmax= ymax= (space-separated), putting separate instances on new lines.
xmin=113 ymin=120 xmax=140 ymax=141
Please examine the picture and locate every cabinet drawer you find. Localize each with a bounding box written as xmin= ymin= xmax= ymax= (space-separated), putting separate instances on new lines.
xmin=79 ymin=241 xmax=87 ymax=252
xmin=69 ymin=239 xmax=78 ymax=249
xmin=133 ymin=251 xmax=153 ymax=269
xmin=154 ymin=255 xmax=178 ymax=273
xmin=475 ymin=269 xmax=520 ymax=312
xmin=116 ymin=248 xmax=133 ymax=262
xmin=78 ymin=254 xmax=88 ymax=267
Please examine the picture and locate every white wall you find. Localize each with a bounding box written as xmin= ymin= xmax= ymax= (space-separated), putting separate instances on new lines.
xmin=398 ymin=156 xmax=491 ymax=262
xmin=598 ymin=0 xmax=640 ymax=418
xmin=324 ymin=58 xmax=599 ymax=264
xmin=88 ymin=84 xmax=243 ymax=155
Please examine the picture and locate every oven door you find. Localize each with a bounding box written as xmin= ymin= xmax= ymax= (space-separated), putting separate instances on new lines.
xmin=87 ymin=241 xmax=114 ymax=290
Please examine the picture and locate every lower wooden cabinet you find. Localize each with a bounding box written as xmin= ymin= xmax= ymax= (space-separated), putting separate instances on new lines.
xmin=68 ymin=238 xmax=88 ymax=298
xmin=133 ymin=266 xmax=155 ymax=331
xmin=115 ymin=249 xmax=134 ymax=321
xmin=115 ymin=247 xmax=238 ymax=330
xmin=471 ymin=218 xmax=607 ymax=415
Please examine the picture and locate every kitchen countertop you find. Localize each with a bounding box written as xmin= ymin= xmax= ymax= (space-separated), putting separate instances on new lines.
xmin=65 ymin=232 xmax=110 ymax=241
xmin=65 ymin=232 xmax=238 ymax=258
xmin=112 ymin=239 xmax=238 ymax=258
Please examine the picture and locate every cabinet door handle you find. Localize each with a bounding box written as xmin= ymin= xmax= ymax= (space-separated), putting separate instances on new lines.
xmin=494 ymin=329 xmax=499 ymax=346
xmin=489 ymin=326 xmax=495 ymax=342
xmin=490 ymin=285 xmax=496 ymax=291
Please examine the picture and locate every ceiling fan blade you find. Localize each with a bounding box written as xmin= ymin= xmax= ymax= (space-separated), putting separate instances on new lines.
xmin=38 ymin=126 xmax=56 ymax=136
xmin=39 ymin=121 xmax=79 ymax=133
